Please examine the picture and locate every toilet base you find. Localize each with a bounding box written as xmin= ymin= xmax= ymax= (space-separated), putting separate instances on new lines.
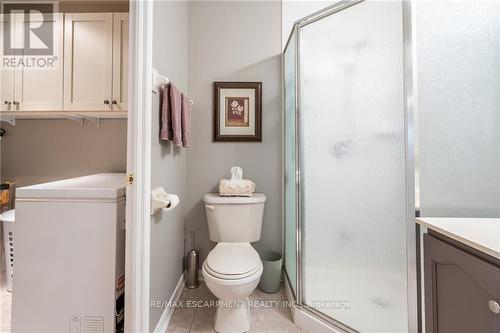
xmin=214 ymin=297 xmax=251 ymax=333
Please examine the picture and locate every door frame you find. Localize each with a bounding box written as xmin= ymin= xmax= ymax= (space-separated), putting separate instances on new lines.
xmin=125 ymin=1 xmax=153 ymax=332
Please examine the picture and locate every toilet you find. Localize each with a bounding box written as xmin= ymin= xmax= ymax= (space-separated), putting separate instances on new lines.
xmin=202 ymin=193 xmax=266 ymax=333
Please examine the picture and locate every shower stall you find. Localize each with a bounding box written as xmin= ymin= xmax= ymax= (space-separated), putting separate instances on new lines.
xmin=283 ymin=1 xmax=417 ymax=332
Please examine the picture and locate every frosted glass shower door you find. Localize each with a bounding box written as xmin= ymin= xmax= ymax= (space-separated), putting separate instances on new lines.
xmin=284 ymin=29 xmax=297 ymax=294
xmin=299 ymin=1 xmax=410 ymax=332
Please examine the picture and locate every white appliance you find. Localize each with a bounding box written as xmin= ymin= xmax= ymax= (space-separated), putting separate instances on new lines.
xmin=11 ymin=174 xmax=126 ymax=333
xmin=0 ymin=209 xmax=15 ymax=292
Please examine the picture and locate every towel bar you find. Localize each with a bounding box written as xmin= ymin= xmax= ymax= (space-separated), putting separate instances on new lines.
xmin=152 ymin=68 xmax=169 ymax=94
xmin=152 ymin=68 xmax=194 ymax=105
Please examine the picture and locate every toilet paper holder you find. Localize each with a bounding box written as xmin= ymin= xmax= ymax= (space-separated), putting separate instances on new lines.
xmin=150 ymin=187 xmax=179 ymax=216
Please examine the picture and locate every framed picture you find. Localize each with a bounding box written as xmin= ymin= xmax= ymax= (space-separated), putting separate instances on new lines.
xmin=213 ymin=82 xmax=262 ymax=142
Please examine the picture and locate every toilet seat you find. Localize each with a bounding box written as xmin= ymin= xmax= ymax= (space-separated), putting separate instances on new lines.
xmin=204 ymin=242 xmax=261 ymax=280
xmin=203 ymin=261 xmax=261 ymax=280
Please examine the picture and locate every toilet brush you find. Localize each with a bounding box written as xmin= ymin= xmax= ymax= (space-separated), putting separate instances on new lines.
xmin=186 ymin=231 xmax=200 ymax=289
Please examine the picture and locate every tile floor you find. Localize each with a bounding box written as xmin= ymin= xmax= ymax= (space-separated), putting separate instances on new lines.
xmin=167 ymin=282 xmax=305 ymax=333
xmin=1 ymin=275 xmax=304 ymax=333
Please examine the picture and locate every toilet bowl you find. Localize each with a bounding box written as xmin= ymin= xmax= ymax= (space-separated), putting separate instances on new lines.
xmin=202 ymin=242 xmax=263 ymax=333
xmin=203 ymin=193 xmax=266 ymax=333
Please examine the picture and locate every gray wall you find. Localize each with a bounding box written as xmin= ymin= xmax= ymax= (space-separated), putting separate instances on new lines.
xmin=149 ymin=0 xmax=189 ymax=330
xmin=0 ymin=119 xmax=127 ymax=187
xmin=186 ymin=1 xmax=282 ymax=262
xmin=282 ymin=1 xmax=333 ymax=49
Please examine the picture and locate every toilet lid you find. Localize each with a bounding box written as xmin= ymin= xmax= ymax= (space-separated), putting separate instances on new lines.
xmin=205 ymin=243 xmax=260 ymax=278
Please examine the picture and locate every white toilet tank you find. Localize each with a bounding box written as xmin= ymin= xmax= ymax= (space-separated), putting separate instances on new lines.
xmin=203 ymin=193 xmax=266 ymax=242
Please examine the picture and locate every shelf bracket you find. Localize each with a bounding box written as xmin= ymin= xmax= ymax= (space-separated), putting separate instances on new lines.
xmin=0 ymin=115 xmax=16 ymax=127
xmin=64 ymin=115 xmax=84 ymax=127
xmin=77 ymin=114 xmax=101 ymax=128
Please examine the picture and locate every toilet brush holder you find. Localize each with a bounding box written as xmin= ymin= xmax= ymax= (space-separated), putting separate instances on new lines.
xmin=186 ymin=231 xmax=199 ymax=289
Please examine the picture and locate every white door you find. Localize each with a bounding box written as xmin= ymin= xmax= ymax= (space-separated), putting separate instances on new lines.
xmin=112 ymin=13 xmax=128 ymax=112
xmin=0 ymin=13 xmax=16 ymax=112
xmin=14 ymin=13 xmax=63 ymax=111
xmin=64 ymin=13 xmax=113 ymax=111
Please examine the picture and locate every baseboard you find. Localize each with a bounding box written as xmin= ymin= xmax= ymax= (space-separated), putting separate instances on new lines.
xmin=283 ymin=273 xmax=344 ymax=333
xmin=153 ymin=274 xmax=185 ymax=333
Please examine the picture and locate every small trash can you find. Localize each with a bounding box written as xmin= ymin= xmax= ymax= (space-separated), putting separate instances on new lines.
xmin=258 ymin=251 xmax=282 ymax=294
xmin=0 ymin=209 xmax=14 ymax=292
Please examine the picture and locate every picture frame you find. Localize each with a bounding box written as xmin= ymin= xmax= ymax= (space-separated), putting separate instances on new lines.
xmin=213 ymin=82 xmax=262 ymax=142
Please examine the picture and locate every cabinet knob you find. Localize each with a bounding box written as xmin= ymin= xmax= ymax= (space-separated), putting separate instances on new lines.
xmin=489 ymin=300 xmax=500 ymax=314
xmin=104 ymin=100 xmax=110 ymax=105
xmin=112 ymin=100 xmax=117 ymax=105
xmin=4 ymin=101 xmax=11 ymax=105
xmin=12 ymin=101 xmax=19 ymax=105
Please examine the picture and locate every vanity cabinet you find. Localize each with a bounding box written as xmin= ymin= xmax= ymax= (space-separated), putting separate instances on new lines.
xmin=424 ymin=233 xmax=500 ymax=333
xmin=63 ymin=12 xmax=128 ymax=112
xmin=0 ymin=13 xmax=64 ymax=111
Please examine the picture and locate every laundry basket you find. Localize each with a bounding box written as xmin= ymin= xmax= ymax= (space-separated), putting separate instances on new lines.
xmin=1 ymin=209 xmax=15 ymax=292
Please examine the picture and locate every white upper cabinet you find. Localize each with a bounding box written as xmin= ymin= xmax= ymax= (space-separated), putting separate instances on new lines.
xmin=0 ymin=69 xmax=15 ymax=111
xmin=0 ymin=13 xmax=63 ymax=112
xmin=112 ymin=13 xmax=128 ymax=112
xmin=1 ymin=12 xmax=127 ymax=114
xmin=64 ymin=13 xmax=113 ymax=111
xmin=0 ymin=14 xmax=15 ymax=112
xmin=15 ymin=13 xmax=63 ymax=111
xmin=64 ymin=12 xmax=128 ymax=112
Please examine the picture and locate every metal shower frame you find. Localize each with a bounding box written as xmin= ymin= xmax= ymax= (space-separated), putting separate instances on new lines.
xmin=281 ymin=1 xmax=418 ymax=332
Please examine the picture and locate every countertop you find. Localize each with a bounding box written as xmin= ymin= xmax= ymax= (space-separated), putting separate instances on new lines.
xmin=416 ymin=217 xmax=500 ymax=260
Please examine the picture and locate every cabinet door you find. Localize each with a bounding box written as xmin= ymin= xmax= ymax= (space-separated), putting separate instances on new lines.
xmin=64 ymin=13 xmax=112 ymax=111
xmin=112 ymin=13 xmax=128 ymax=112
xmin=14 ymin=13 xmax=63 ymax=111
xmin=0 ymin=65 xmax=15 ymax=112
xmin=0 ymin=13 xmax=15 ymax=112
xmin=424 ymin=234 xmax=500 ymax=333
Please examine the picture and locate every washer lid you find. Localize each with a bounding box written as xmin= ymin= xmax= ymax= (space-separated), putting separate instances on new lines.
xmin=206 ymin=242 xmax=260 ymax=276
xmin=0 ymin=209 xmax=14 ymax=223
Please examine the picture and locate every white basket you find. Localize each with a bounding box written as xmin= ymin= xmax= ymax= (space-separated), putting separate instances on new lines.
xmin=1 ymin=210 xmax=14 ymax=292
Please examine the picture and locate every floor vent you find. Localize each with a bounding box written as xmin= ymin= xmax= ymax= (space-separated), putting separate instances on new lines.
xmin=83 ymin=316 xmax=104 ymax=333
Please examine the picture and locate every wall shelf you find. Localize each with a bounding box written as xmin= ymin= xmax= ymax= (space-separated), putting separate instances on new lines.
xmin=0 ymin=111 xmax=128 ymax=120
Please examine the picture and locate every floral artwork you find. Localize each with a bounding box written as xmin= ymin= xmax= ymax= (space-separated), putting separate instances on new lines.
xmin=225 ymin=97 xmax=249 ymax=127
xmin=213 ymin=82 xmax=262 ymax=141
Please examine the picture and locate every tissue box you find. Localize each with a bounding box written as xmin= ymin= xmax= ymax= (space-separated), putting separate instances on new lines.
xmin=219 ymin=179 xmax=255 ymax=197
